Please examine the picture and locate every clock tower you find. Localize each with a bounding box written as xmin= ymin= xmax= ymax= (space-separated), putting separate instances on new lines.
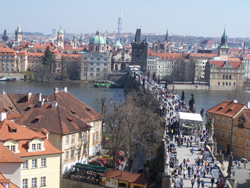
xmin=218 ymin=28 xmax=229 ymax=61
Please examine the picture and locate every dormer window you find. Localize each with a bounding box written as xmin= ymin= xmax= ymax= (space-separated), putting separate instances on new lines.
xmin=32 ymin=144 xmax=36 ymax=151
xmin=37 ymin=143 xmax=41 ymax=150
xmin=11 ymin=145 xmax=15 ymax=152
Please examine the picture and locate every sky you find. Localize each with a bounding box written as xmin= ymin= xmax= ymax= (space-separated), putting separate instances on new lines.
xmin=1 ymin=0 xmax=249 ymax=38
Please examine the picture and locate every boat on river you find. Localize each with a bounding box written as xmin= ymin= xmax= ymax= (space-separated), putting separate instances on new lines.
xmin=94 ymin=80 xmax=123 ymax=88
xmin=0 ymin=76 xmax=17 ymax=81
xmin=0 ymin=76 xmax=7 ymax=81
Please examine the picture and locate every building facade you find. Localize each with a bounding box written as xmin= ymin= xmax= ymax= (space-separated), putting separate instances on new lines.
xmin=80 ymin=52 xmax=111 ymax=80
xmin=0 ymin=115 xmax=62 ymax=188
xmin=207 ymin=100 xmax=247 ymax=156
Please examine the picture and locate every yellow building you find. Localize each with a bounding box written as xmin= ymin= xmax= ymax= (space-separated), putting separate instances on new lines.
xmin=0 ymin=114 xmax=62 ymax=188
xmin=207 ymin=100 xmax=247 ymax=156
xmin=102 ymin=169 xmax=147 ymax=188
xmin=9 ymin=88 xmax=103 ymax=175
xmin=231 ymin=109 xmax=250 ymax=160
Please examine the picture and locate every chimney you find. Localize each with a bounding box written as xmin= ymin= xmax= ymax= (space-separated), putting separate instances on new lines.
xmin=233 ymin=99 xmax=238 ymax=103
xmin=51 ymin=101 xmax=58 ymax=108
xmin=0 ymin=112 xmax=7 ymax=121
xmin=2 ymin=90 xmax=5 ymax=96
xmin=64 ymin=87 xmax=67 ymax=92
xmin=27 ymin=91 xmax=32 ymax=101
xmin=248 ymin=102 xmax=250 ymax=109
xmin=37 ymin=93 xmax=42 ymax=102
xmin=54 ymin=87 xmax=59 ymax=93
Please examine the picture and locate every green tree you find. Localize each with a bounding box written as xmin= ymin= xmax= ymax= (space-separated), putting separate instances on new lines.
xmin=42 ymin=46 xmax=52 ymax=72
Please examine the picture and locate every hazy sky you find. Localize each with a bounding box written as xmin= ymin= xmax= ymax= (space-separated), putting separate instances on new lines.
xmin=1 ymin=0 xmax=249 ymax=37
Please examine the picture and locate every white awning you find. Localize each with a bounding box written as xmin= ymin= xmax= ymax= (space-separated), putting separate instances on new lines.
xmin=178 ymin=112 xmax=203 ymax=122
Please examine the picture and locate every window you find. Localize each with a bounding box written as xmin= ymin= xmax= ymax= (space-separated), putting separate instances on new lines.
xmin=65 ymin=151 xmax=69 ymax=160
xmin=215 ymin=128 xmax=219 ymax=136
xmin=11 ymin=145 xmax=15 ymax=152
xmin=71 ymin=135 xmax=75 ymax=143
xmin=216 ymin=116 xmax=220 ymax=123
xmin=97 ymin=58 xmax=100 ymax=61
xmin=222 ymin=118 xmax=226 ymax=125
xmin=233 ymin=127 xmax=236 ymax=133
xmin=97 ymin=63 xmax=100 ymax=66
xmin=41 ymin=158 xmax=46 ymax=167
xmin=66 ymin=136 xmax=69 ymax=144
xmin=37 ymin=143 xmax=41 ymax=150
xmin=104 ymin=63 xmax=107 ymax=66
xmin=71 ymin=149 xmax=74 ymax=159
xmin=246 ymin=151 xmax=249 ymax=157
xmin=228 ymin=119 xmax=232 ymax=126
xmin=83 ymin=145 xmax=86 ymax=154
xmin=247 ymin=131 xmax=250 ymax=136
xmin=96 ymin=68 xmax=100 ymax=72
xmin=247 ymin=140 xmax=249 ymax=147
xmin=84 ymin=57 xmax=87 ymax=60
xmin=32 ymin=159 xmax=37 ymax=168
xmin=40 ymin=177 xmax=46 ymax=187
xmin=31 ymin=177 xmax=37 ymax=188
xmin=78 ymin=148 xmax=81 ymax=157
xmin=90 ymin=68 xmax=94 ymax=71
xmin=218 ymin=82 xmax=220 ymax=85
xmin=78 ymin=132 xmax=82 ymax=141
xmin=104 ymin=58 xmax=108 ymax=61
xmin=232 ymin=136 xmax=235 ymax=143
xmin=221 ymin=130 xmax=225 ymax=137
xmin=90 ymin=73 xmax=93 ymax=76
xmin=32 ymin=144 xmax=36 ymax=151
xmin=227 ymin=131 xmax=231 ymax=139
xmin=90 ymin=62 xmax=93 ymax=65
xmin=232 ymin=147 xmax=234 ymax=152
xmin=83 ymin=132 xmax=87 ymax=140
xmin=96 ymin=133 xmax=98 ymax=142
xmin=221 ymin=142 xmax=224 ymax=149
xmin=22 ymin=179 xmax=28 ymax=188
xmin=22 ymin=160 xmax=28 ymax=169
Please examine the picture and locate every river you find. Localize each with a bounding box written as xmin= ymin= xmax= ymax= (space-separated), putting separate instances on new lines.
xmin=0 ymin=81 xmax=249 ymax=113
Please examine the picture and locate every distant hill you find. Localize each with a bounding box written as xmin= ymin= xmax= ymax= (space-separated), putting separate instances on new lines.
xmin=23 ymin=32 xmax=44 ymax=36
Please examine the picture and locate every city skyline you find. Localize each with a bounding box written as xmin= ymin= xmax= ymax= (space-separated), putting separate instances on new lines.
xmin=0 ymin=0 xmax=249 ymax=38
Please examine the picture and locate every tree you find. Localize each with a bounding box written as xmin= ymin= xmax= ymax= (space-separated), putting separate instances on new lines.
xmin=42 ymin=46 xmax=52 ymax=72
xmin=67 ymin=60 xmax=81 ymax=80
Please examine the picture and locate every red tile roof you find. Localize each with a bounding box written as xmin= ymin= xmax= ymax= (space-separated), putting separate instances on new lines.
xmin=209 ymin=61 xmax=226 ymax=68
xmin=230 ymin=61 xmax=241 ymax=69
xmin=0 ymin=143 xmax=24 ymax=163
xmin=243 ymin=109 xmax=250 ymax=123
xmin=0 ymin=119 xmax=46 ymax=141
xmin=0 ymin=173 xmax=19 ymax=188
xmin=207 ymin=101 xmax=246 ymax=118
xmin=102 ymin=169 xmax=146 ymax=185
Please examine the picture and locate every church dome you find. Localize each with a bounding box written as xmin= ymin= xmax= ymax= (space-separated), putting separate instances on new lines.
xmin=89 ymin=30 xmax=106 ymax=45
xmin=112 ymin=40 xmax=122 ymax=47
xmin=58 ymin=29 xmax=64 ymax=34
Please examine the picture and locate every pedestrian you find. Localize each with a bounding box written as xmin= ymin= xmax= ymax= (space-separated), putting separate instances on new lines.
xmin=194 ymin=173 xmax=196 ymax=180
xmin=191 ymin=178 xmax=194 ymax=188
xmin=238 ymin=160 xmax=241 ymax=168
xmin=201 ymin=179 xmax=205 ymax=188
xmin=244 ymin=160 xmax=246 ymax=169
xmin=197 ymin=178 xmax=201 ymax=188
xmin=211 ymin=176 xmax=214 ymax=187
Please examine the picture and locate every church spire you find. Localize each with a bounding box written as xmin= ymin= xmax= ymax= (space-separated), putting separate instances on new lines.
xmin=220 ymin=27 xmax=228 ymax=48
xmin=164 ymin=29 xmax=169 ymax=42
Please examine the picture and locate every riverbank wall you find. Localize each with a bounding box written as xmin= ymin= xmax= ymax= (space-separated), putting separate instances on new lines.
xmin=168 ymin=84 xmax=209 ymax=90
xmin=0 ymin=73 xmax=24 ymax=79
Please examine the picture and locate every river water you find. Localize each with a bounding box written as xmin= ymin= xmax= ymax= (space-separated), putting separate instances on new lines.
xmin=0 ymin=81 xmax=249 ymax=113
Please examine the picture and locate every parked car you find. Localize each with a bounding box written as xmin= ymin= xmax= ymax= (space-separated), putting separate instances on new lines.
xmin=89 ymin=160 xmax=103 ymax=167
xmin=97 ymin=158 xmax=107 ymax=165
